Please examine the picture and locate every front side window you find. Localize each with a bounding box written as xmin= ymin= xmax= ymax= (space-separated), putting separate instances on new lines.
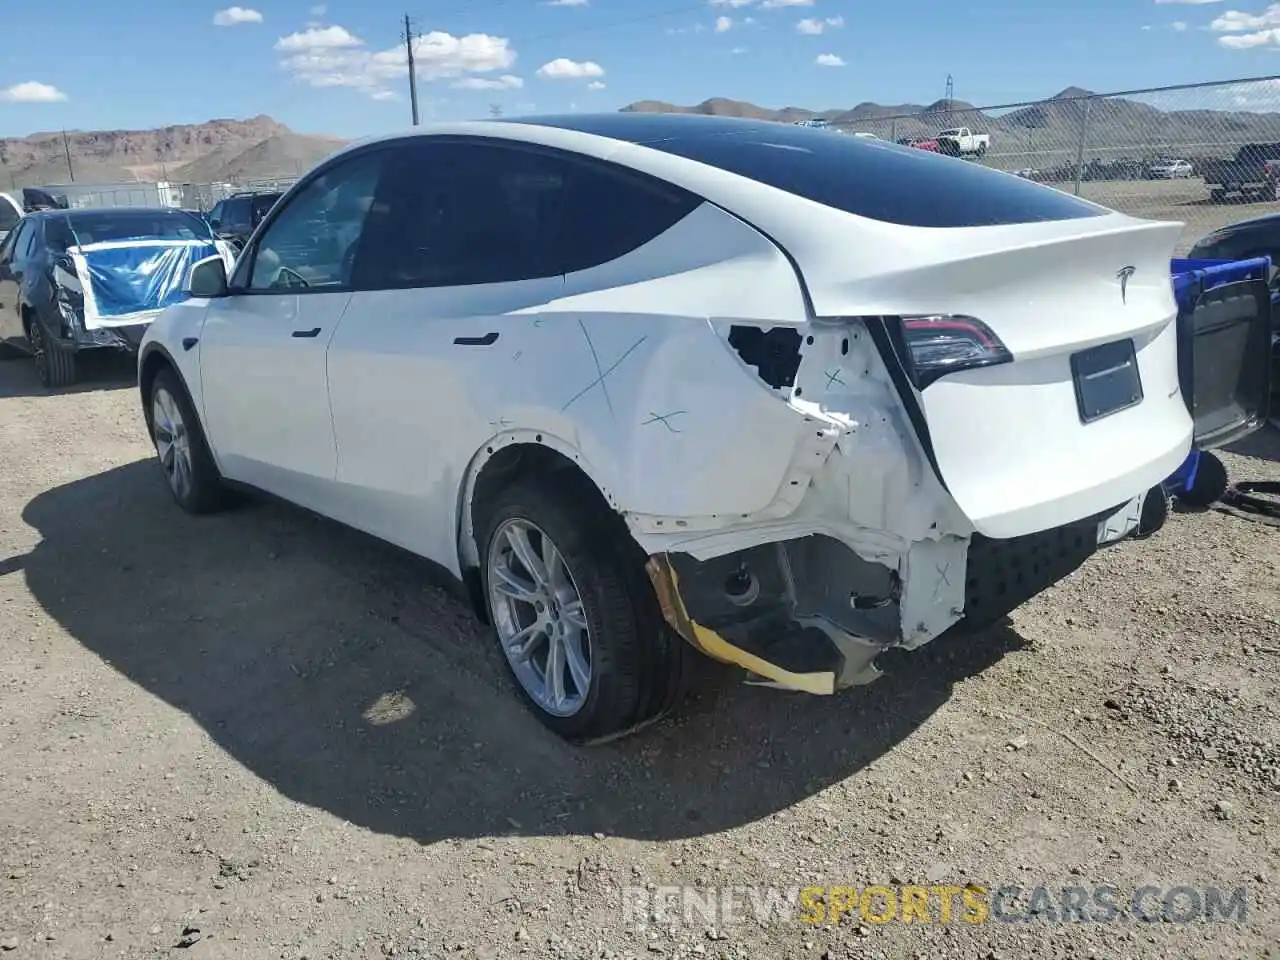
xmin=246 ymin=152 xmax=384 ymax=292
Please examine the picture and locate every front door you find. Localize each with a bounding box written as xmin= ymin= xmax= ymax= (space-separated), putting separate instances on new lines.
xmin=0 ymin=220 xmax=33 ymax=346
xmin=197 ymin=149 xmax=387 ymax=513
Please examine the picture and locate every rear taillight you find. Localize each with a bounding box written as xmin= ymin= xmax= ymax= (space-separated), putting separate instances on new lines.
xmin=899 ymin=315 xmax=1012 ymax=388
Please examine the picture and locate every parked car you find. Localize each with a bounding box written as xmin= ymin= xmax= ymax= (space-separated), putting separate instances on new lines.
xmin=935 ymin=127 xmax=990 ymax=157
xmin=0 ymin=207 xmax=235 ymax=387
xmin=898 ymin=136 xmax=942 ymax=153
xmin=1186 ymin=214 xmax=1280 ymax=425
xmin=138 ymin=113 xmax=1231 ymax=741
xmin=1200 ymin=142 xmax=1280 ymax=203
xmin=1147 ymin=158 xmax=1194 ymax=180
xmin=206 ymin=191 xmax=284 ymax=250
xmin=0 ymin=192 xmax=20 ymax=244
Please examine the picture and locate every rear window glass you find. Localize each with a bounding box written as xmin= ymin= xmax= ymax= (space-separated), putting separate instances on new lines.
xmin=67 ymin=211 xmax=213 ymax=245
xmin=507 ymin=114 xmax=1108 ymax=228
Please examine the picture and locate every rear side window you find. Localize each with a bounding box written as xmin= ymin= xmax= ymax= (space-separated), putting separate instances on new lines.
xmin=352 ymin=139 xmax=700 ymax=290
xmin=509 ymin=115 xmax=1108 ymax=228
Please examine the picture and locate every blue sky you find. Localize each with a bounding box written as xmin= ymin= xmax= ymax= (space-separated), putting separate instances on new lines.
xmin=2 ymin=0 xmax=1280 ymax=138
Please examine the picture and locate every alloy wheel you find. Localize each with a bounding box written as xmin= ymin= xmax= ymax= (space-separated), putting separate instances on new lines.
xmin=487 ymin=518 xmax=593 ymax=717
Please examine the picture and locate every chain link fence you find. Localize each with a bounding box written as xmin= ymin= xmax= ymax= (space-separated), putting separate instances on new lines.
xmin=832 ymin=75 xmax=1280 ymax=253
xmin=26 ymin=177 xmax=300 ymax=213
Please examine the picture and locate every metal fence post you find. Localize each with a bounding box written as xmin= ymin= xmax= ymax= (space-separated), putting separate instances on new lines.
xmin=1071 ymin=97 xmax=1092 ymax=197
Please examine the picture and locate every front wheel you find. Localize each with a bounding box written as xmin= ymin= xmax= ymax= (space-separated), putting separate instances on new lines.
xmin=479 ymin=479 xmax=690 ymax=742
xmin=148 ymin=367 xmax=229 ymax=514
xmin=28 ymin=319 xmax=76 ymax=388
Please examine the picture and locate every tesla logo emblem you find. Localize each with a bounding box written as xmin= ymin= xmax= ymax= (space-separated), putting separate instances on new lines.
xmin=1116 ymin=265 xmax=1136 ymax=304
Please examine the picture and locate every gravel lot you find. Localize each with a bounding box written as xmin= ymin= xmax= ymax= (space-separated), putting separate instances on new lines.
xmin=1 ymin=342 xmax=1279 ymax=960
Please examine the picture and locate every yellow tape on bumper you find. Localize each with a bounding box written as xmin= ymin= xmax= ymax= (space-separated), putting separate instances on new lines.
xmin=645 ymin=556 xmax=836 ymax=696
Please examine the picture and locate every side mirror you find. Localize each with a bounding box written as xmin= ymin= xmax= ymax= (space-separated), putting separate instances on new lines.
xmin=188 ymin=255 xmax=229 ymax=298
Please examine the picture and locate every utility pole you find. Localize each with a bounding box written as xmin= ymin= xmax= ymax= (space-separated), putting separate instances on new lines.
xmin=61 ymin=130 xmax=75 ymax=183
xmin=403 ymin=13 xmax=420 ymax=126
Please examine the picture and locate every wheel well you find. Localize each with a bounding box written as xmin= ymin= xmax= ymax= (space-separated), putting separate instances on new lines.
xmin=138 ymin=350 xmax=175 ymax=429
xmin=463 ymin=442 xmax=620 ymax=622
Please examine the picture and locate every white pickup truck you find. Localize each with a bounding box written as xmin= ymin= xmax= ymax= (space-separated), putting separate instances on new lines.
xmin=937 ymin=127 xmax=991 ymax=157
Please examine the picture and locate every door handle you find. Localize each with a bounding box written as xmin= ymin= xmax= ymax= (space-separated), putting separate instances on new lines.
xmin=453 ymin=331 xmax=499 ymax=346
xmin=292 ymin=327 xmax=322 ymax=338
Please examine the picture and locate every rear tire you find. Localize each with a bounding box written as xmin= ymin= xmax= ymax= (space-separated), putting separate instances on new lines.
xmin=148 ymin=366 xmax=230 ymax=514
xmin=478 ymin=476 xmax=692 ymax=743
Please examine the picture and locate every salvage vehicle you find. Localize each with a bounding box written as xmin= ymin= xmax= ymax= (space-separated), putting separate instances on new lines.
xmin=1201 ymin=142 xmax=1280 ymax=203
xmin=1147 ymin=158 xmax=1194 ymax=180
xmin=1186 ymin=215 xmax=1280 ymax=428
xmin=136 ymin=114 xmax=1261 ymax=742
xmin=0 ymin=207 xmax=235 ymax=387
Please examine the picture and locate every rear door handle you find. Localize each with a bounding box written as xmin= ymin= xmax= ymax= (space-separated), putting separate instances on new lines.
xmin=453 ymin=331 xmax=499 ymax=346
xmin=292 ymin=327 xmax=322 ymax=338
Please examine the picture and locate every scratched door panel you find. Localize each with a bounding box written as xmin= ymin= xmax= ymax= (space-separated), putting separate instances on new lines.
xmin=323 ymin=276 xmax=566 ymax=570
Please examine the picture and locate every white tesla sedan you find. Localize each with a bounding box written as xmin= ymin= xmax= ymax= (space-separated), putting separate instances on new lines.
xmin=137 ymin=113 xmax=1245 ymax=742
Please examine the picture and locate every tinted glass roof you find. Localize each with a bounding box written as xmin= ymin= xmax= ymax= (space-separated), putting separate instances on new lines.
xmin=501 ymin=113 xmax=1107 ymax=228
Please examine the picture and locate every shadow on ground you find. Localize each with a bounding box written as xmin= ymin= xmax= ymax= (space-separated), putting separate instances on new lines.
xmin=15 ymin=461 xmax=1026 ymax=844
xmin=0 ymin=351 xmax=135 ymax=399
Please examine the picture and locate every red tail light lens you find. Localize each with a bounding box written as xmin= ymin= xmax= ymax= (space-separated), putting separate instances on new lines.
xmin=899 ymin=315 xmax=1013 ymax=388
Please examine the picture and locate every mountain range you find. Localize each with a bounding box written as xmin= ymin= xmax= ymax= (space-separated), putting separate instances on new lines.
xmin=0 ymin=115 xmax=347 ymax=189
xmin=620 ymin=87 xmax=1280 ymax=166
xmin=4 ymin=85 xmax=1280 ymax=188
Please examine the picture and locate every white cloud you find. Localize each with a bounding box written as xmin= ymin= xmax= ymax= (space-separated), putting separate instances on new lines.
xmin=1219 ymin=26 xmax=1280 ymax=44
xmin=370 ymin=89 xmax=397 ymax=101
xmin=814 ymin=52 xmax=845 ymax=66
xmin=546 ymin=0 xmax=589 ymax=5
xmin=535 ymin=57 xmax=604 ymax=79
xmin=1211 ymin=4 xmax=1280 ymax=29
xmin=1173 ymin=19 xmax=1190 ymax=28
xmin=277 ymin=24 xmax=516 ymax=98
xmin=213 ymin=6 xmax=263 ymax=26
xmin=760 ymin=0 xmax=813 ymax=7
xmin=275 ymin=25 xmax=363 ymax=51
xmin=796 ymin=15 xmax=843 ymax=33
xmin=715 ymin=15 xmax=733 ymax=31
xmin=709 ymin=0 xmax=754 ymax=6
xmin=1155 ymin=0 xmax=1222 ymax=3
xmin=1142 ymin=23 xmax=1154 ymax=28
xmin=310 ymin=4 xmax=327 ymax=14
xmin=587 ymin=80 xmax=606 ymax=90
xmin=731 ymin=45 xmax=748 ymax=53
xmin=0 ymin=81 xmax=68 ymax=102
xmin=451 ymin=74 xmax=524 ymax=90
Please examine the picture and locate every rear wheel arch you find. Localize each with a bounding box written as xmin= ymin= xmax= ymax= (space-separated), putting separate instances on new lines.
xmin=458 ymin=436 xmax=624 ymax=620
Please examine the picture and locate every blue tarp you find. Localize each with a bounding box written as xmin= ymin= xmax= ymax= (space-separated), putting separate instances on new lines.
xmin=73 ymin=240 xmax=218 ymax=325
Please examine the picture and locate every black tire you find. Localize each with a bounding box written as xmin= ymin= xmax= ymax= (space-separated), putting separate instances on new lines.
xmin=28 ymin=317 xmax=77 ymax=388
xmin=478 ymin=476 xmax=693 ymax=743
xmin=147 ymin=366 xmax=230 ymax=514
xmin=1178 ymin=451 xmax=1230 ymax=508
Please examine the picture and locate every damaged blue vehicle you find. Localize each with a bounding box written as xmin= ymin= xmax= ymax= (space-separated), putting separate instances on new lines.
xmin=0 ymin=207 xmax=236 ymax=387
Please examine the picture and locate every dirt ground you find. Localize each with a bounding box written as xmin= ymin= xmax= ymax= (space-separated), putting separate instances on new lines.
xmin=1 ymin=350 xmax=1279 ymax=960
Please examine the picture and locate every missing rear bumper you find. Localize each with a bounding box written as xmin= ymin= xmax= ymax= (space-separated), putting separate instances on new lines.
xmin=645 ymin=498 xmax=1142 ymax=693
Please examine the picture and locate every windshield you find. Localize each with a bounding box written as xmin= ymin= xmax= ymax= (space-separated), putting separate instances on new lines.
xmin=67 ymin=210 xmax=213 ymax=245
